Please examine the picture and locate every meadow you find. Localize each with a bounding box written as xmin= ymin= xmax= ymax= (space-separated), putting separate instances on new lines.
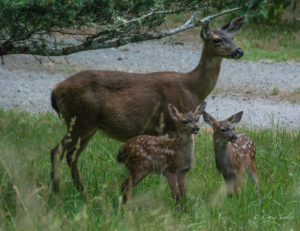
xmin=0 ymin=109 xmax=299 ymax=231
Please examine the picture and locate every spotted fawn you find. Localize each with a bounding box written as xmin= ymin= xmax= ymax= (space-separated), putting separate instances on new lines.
xmin=117 ymin=102 xmax=206 ymax=203
xmin=202 ymin=111 xmax=259 ymax=196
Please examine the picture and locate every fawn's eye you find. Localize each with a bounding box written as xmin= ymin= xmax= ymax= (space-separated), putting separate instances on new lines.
xmin=182 ymin=120 xmax=189 ymax=124
xmin=213 ymin=38 xmax=221 ymax=44
xmin=220 ymin=128 xmax=226 ymax=133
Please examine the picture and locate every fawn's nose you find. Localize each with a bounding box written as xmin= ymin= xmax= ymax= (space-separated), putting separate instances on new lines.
xmin=230 ymin=48 xmax=243 ymax=59
xmin=192 ymin=126 xmax=200 ymax=134
xmin=230 ymin=135 xmax=237 ymax=142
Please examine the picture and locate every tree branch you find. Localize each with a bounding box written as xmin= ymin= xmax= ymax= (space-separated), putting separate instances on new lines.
xmin=0 ymin=2 xmax=253 ymax=56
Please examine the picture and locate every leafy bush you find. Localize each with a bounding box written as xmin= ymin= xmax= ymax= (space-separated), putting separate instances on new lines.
xmin=248 ymin=0 xmax=292 ymax=24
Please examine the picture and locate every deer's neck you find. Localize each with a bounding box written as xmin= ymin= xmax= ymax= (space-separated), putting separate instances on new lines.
xmin=177 ymin=133 xmax=194 ymax=152
xmin=213 ymin=135 xmax=229 ymax=157
xmin=176 ymin=133 xmax=195 ymax=172
xmin=188 ymin=44 xmax=223 ymax=99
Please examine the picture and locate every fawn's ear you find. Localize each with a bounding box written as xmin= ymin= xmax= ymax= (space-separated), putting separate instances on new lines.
xmin=193 ymin=101 xmax=206 ymax=120
xmin=202 ymin=111 xmax=217 ymax=127
xmin=220 ymin=16 xmax=245 ymax=34
xmin=168 ymin=104 xmax=181 ymax=121
xmin=200 ymin=20 xmax=211 ymax=40
xmin=226 ymin=111 xmax=243 ymax=125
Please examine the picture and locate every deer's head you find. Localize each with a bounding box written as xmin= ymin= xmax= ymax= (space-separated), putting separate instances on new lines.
xmin=203 ymin=111 xmax=243 ymax=142
xmin=168 ymin=102 xmax=206 ymax=135
xmin=200 ymin=17 xmax=245 ymax=59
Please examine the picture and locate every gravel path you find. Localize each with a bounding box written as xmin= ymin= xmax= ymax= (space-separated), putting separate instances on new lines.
xmin=0 ymin=41 xmax=299 ymax=129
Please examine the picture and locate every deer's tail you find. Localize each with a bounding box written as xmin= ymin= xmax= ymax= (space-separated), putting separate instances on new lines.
xmin=117 ymin=145 xmax=129 ymax=163
xmin=51 ymin=90 xmax=59 ymax=115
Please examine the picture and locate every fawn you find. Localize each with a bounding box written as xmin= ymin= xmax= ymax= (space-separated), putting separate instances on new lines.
xmin=202 ymin=111 xmax=259 ymax=197
xmin=117 ymin=102 xmax=206 ymax=203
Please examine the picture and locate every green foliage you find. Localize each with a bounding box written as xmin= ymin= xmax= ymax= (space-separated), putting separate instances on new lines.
xmin=0 ymin=0 xmax=253 ymax=56
xmin=0 ymin=109 xmax=299 ymax=230
xmin=248 ymin=0 xmax=292 ymax=24
xmin=270 ymin=87 xmax=280 ymax=96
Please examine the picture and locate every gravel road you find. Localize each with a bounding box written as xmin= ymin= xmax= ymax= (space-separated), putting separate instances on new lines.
xmin=0 ymin=41 xmax=299 ymax=129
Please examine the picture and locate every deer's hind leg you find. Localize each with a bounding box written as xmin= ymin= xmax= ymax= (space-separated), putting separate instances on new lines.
xmin=248 ymin=161 xmax=260 ymax=195
xmin=122 ymin=170 xmax=149 ymax=203
xmin=50 ymin=122 xmax=96 ymax=193
xmin=66 ymin=131 xmax=96 ymax=192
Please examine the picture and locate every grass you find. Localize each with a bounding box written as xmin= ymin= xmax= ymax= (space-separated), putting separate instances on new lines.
xmin=236 ymin=22 xmax=300 ymax=62
xmin=165 ymin=15 xmax=300 ymax=62
xmin=0 ymin=109 xmax=299 ymax=230
xmin=270 ymin=88 xmax=280 ymax=96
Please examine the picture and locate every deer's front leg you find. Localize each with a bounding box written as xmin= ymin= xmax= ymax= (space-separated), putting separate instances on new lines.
xmin=177 ymin=172 xmax=186 ymax=200
xmin=165 ymin=172 xmax=180 ymax=203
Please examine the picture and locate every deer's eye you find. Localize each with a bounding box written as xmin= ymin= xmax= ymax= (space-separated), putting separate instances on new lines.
xmin=182 ymin=120 xmax=189 ymax=124
xmin=213 ymin=38 xmax=221 ymax=44
xmin=220 ymin=128 xmax=226 ymax=133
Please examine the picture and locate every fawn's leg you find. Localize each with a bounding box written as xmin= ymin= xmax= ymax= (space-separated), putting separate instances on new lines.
xmin=234 ymin=174 xmax=241 ymax=195
xmin=121 ymin=176 xmax=133 ymax=203
xmin=248 ymin=161 xmax=260 ymax=195
xmin=224 ymin=174 xmax=238 ymax=198
xmin=122 ymin=171 xmax=148 ymax=203
xmin=177 ymin=172 xmax=187 ymax=200
xmin=165 ymin=172 xmax=180 ymax=203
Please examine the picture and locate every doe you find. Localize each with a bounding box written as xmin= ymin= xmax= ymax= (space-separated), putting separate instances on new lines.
xmin=117 ymin=102 xmax=206 ymax=203
xmin=202 ymin=111 xmax=259 ymax=197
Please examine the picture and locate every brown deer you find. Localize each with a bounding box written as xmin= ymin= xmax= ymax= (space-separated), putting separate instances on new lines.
xmin=50 ymin=17 xmax=245 ymax=192
xmin=202 ymin=111 xmax=259 ymax=197
xmin=117 ymin=102 xmax=206 ymax=203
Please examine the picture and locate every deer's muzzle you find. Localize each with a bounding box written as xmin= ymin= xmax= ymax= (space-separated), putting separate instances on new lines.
xmin=230 ymin=135 xmax=238 ymax=142
xmin=230 ymin=48 xmax=243 ymax=59
xmin=192 ymin=126 xmax=200 ymax=134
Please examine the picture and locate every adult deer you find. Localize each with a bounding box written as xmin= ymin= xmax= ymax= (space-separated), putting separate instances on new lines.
xmin=202 ymin=111 xmax=259 ymax=197
xmin=117 ymin=102 xmax=206 ymax=203
xmin=50 ymin=17 xmax=245 ymax=192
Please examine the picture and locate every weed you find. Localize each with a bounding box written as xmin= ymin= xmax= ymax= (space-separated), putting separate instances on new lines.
xmin=271 ymin=87 xmax=280 ymax=96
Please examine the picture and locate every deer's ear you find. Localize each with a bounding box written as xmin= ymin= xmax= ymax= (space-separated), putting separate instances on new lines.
xmin=221 ymin=16 xmax=245 ymax=34
xmin=226 ymin=111 xmax=243 ymax=124
xmin=194 ymin=101 xmax=206 ymax=120
xmin=168 ymin=104 xmax=180 ymax=121
xmin=200 ymin=21 xmax=211 ymax=40
xmin=202 ymin=111 xmax=217 ymax=127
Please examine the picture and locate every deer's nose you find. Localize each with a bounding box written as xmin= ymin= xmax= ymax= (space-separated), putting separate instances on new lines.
xmin=236 ymin=48 xmax=243 ymax=57
xmin=230 ymin=48 xmax=243 ymax=59
xmin=192 ymin=126 xmax=200 ymax=134
xmin=230 ymin=135 xmax=237 ymax=142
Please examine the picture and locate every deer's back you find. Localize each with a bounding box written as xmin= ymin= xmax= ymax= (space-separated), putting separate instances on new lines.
xmin=117 ymin=135 xmax=181 ymax=174
xmin=53 ymin=70 xmax=201 ymax=140
xmin=228 ymin=134 xmax=256 ymax=171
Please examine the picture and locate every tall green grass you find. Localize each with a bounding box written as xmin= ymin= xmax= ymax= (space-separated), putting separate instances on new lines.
xmin=0 ymin=109 xmax=299 ymax=230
